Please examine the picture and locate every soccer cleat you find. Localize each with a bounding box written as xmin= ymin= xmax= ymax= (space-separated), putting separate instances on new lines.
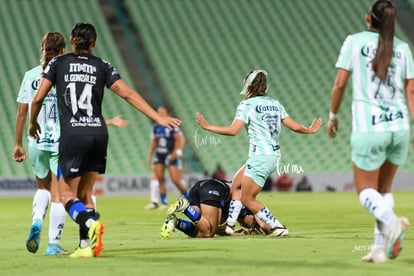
xmin=386 ymin=217 xmax=410 ymax=260
xmin=144 ymin=202 xmax=158 ymax=210
xmin=269 ymin=225 xmax=289 ymax=237
xmin=361 ymin=246 xmax=386 ymax=263
xmin=158 ymin=204 xmax=168 ymax=210
xmin=167 ymin=197 xmax=189 ymax=215
xmin=45 ymin=243 xmax=70 ymax=256
xmin=225 ymin=225 xmax=235 ymax=235
xmin=26 ymin=219 xmax=42 ymax=253
xmin=69 ymin=246 xmax=94 ymax=258
xmin=161 ymin=214 xmax=177 ymax=239
xmin=88 ymin=220 xmax=104 ymax=257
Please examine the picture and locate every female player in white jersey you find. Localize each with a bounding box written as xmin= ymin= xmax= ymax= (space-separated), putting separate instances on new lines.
xmin=29 ymin=23 xmax=180 ymax=258
xmin=327 ymin=0 xmax=414 ymax=263
xmin=13 ymin=32 xmax=69 ymax=256
xmin=196 ymin=70 xmax=322 ymax=236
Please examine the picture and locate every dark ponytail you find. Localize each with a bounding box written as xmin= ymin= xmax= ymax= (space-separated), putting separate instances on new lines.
xmin=370 ymin=0 xmax=396 ymax=80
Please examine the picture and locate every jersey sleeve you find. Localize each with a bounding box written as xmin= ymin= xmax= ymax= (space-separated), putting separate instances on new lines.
xmin=42 ymin=56 xmax=58 ymax=83
xmin=278 ymin=102 xmax=289 ymax=119
xmin=404 ymin=44 xmax=414 ymax=80
xmin=335 ymin=35 xmax=354 ymax=71
xmin=234 ymin=100 xmax=249 ymax=123
xmin=102 ymin=59 xmax=121 ymax=88
xmin=16 ymin=72 xmax=30 ymax=104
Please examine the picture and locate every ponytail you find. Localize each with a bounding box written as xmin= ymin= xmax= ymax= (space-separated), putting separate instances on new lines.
xmin=370 ymin=0 xmax=396 ymax=80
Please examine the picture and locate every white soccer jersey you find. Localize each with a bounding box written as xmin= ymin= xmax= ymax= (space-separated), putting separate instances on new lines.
xmin=16 ymin=65 xmax=60 ymax=152
xmin=235 ymin=96 xmax=289 ymax=156
xmin=336 ymin=30 xmax=414 ymax=132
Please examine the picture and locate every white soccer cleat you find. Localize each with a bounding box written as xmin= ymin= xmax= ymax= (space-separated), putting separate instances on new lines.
xmin=269 ymin=225 xmax=289 ymax=237
xmin=386 ymin=216 xmax=410 ymax=260
xmin=361 ymin=246 xmax=386 ymax=263
xmin=144 ymin=202 xmax=158 ymax=210
xmin=225 ymin=225 xmax=235 ymax=235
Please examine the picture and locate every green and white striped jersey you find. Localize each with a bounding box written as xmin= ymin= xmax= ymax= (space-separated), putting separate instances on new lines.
xmin=235 ymin=96 xmax=288 ymax=157
xmin=336 ymin=30 xmax=414 ymax=132
xmin=17 ymin=65 xmax=59 ymax=152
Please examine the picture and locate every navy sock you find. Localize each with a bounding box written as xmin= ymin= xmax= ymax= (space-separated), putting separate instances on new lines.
xmin=184 ymin=205 xmax=201 ymax=223
xmin=176 ymin=218 xmax=197 ymax=237
xmin=65 ymin=199 xmax=91 ymax=234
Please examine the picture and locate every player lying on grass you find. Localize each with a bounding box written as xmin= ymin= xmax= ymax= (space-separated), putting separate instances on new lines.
xmin=160 ymin=178 xmax=285 ymax=238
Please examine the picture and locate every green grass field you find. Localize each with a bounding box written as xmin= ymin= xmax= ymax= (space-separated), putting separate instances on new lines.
xmin=1 ymin=191 xmax=413 ymax=276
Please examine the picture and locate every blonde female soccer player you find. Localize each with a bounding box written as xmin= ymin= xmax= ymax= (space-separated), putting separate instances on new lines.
xmin=327 ymin=0 xmax=414 ymax=263
xmin=192 ymin=70 xmax=322 ymax=236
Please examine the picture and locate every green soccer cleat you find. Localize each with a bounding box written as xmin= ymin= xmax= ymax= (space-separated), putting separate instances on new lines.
xmin=161 ymin=214 xmax=177 ymax=239
xmin=88 ymin=220 xmax=104 ymax=257
xmin=167 ymin=197 xmax=189 ymax=215
xmin=69 ymin=246 xmax=94 ymax=258
xmin=26 ymin=219 xmax=42 ymax=253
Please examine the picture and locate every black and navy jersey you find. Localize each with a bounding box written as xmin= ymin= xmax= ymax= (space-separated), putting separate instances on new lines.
xmin=43 ymin=53 xmax=121 ymax=137
xmin=153 ymin=124 xmax=181 ymax=154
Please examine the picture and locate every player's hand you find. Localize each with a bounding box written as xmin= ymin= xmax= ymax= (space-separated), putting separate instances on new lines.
xmin=327 ymin=119 xmax=338 ymax=138
xmin=110 ymin=114 xmax=128 ymax=128
xmin=308 ymin=117 xmax=323 ymax=133
xmin=158 ymin=117 xmax=181 ymax=130
xmin=13 ymin=146 xmax=26 ymax=162
xmin=28 ymin=121 xmax=41 ymax=140
xmin=195 ymin=112 xmax=209 ymax=130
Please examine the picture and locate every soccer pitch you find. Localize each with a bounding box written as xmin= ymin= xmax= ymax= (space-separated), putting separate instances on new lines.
xmin=1 ymin=191 xmax=413 ymax=275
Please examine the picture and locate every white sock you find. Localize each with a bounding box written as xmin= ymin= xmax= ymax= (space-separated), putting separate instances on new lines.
xmin=48 ymin=202 xmax=67 ymax=244
xmin=255 ymin=206 xmax=283 ymax=229
xmin=373 ymin=193 xmax=395 ymax=248
xmin=150 ymin=179 xmax=159 ymax=204
xmin=359 ymin=188 xmax=396 ymax=230
xmin=226 ymin=200 xmax=242 ymax=227
xmin=32 ymin=189 xmax=51 ymax=223
xmin=91 ymin=195 xmax=97 ymax=209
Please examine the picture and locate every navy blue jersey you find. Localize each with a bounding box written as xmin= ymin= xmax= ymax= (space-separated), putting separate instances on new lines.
xmin=153 ymin=124 xmax=181 ymax=154
xmin=43 ymin=53 xmax=121 ymax=137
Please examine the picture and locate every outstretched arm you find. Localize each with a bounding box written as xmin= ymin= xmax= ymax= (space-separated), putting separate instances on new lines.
xmin=196 ymin=112 xmax=244 ymax=136
xmin=110 ymin=79 xmax=181 ymax=129
xmin=282 ymin=117 xmax=323 ymax=134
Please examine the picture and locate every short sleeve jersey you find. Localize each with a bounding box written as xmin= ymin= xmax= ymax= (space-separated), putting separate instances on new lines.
xmin=43 ymin=53 xmax=121 ymax=137
xmin=153 ymin=124 xmax=182 ymax=154
xmin=235 ymin=96 xmax=289 ymax=156
xmin=17 ymin=65 xmax=59 ymax=152
xmin=335 ymin=31 xmax=414 ymax=132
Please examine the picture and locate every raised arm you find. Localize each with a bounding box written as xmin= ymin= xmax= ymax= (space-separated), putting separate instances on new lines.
xmin=282 ymin=117 xmax=323 ymax=134
xmin=110 ymin=79 xmax=181 ymax=129
xmin=196 ymin=112 xmax=244 ymax=136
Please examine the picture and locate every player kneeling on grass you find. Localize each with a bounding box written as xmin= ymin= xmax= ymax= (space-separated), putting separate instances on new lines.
xmin=161 ymin=178 xmax=285 ymax=238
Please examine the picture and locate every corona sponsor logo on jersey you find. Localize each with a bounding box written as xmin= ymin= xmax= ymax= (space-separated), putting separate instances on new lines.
xmin=255 ymin=105 xmax=279 ymax=113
